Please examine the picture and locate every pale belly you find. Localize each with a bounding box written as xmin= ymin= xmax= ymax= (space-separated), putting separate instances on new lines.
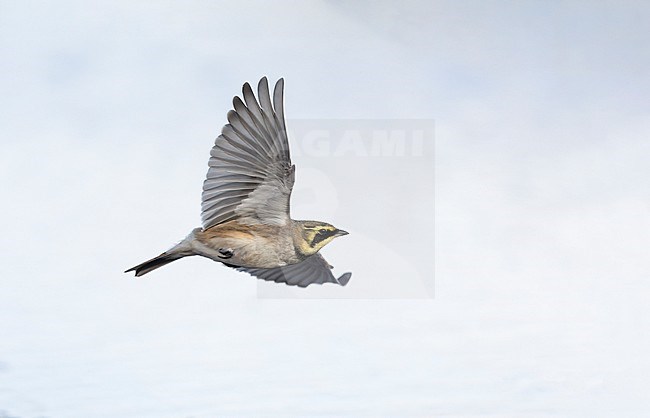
xmin=189 ymin=227 xmax=301 ymax=268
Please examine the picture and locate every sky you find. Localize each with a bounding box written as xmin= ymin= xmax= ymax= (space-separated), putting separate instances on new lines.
xmin=1 ymin=0 xmax=649 ymax=416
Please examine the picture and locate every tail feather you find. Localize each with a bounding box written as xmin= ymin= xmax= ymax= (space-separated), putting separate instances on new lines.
xmin=125 ymin=252 xmax=184 ymax=277
xmin=126 ymin=230 xmax=199 ymax=277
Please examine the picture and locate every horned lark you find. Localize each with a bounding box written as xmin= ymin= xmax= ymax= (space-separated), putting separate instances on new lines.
xmin=126 ymin=77 xmax=351 ymax=287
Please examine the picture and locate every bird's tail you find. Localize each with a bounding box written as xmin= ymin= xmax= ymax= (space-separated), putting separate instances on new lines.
xmin=125 ymin=230 xmax=198 ymax=277
xmin=125 ymin=252 xmax=187 ymax=277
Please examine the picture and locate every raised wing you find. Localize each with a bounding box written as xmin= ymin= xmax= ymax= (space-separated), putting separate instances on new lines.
xmin=234 ymin=253 xmax=352 ymax=288
xmin=202 ymin=77 xmax=294 ymax=229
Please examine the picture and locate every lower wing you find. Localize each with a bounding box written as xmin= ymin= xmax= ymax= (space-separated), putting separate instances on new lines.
xmin=233 ymin=253 xmax=351 ymax=287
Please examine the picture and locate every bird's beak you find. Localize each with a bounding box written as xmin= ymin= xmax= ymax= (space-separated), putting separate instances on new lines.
xmin=335 ymin=229 xmax=349 ymax=237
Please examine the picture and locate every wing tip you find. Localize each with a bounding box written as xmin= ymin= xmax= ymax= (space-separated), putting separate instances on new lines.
xmin=254 ymin=76 xmax=282 ymax=91
xmin=259 ymin=76 xmax=269 ymax=87
xmin=337 ymin=272 xmax=352 ymax=286
xmin=232 ymin=95 xmax=245 ymax=109
xmin=242 ymin=81 xmax=255 ymax=99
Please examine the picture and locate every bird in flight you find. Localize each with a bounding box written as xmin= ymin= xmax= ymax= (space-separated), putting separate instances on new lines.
xmin=126 ymin=77 xmax=351 ymax=287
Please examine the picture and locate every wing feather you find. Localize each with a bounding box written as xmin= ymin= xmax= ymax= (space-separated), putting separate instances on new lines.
xmin=242 ymin=83 xmax=273 ymax=144
xmin=221 ymin=124 xmax=267 ymax=155
xmin=232 ymin=96 xmax=274 ymax=152
xmin=213 ymin=138 xmax=267 ymax=163
xmin=234 ymin=254 xmax=352 ymax=288
xmin=257 ymin=79 xmax=279 ymax=141
xmin=201 ymin=77 xmax=293 ymax=229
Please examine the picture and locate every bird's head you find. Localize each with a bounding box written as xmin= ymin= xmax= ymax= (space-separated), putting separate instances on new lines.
xmin=294 ymin=220 xmax=349 ymax=256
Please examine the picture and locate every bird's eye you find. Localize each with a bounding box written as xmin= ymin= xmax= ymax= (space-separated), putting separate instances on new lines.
xmin=319 ymin=229 xmax=328 ymax=235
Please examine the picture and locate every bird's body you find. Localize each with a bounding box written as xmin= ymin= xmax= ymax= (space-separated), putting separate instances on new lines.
xmin=126 ymin=77 xmax=351 ymax=287
xmin=194 ymin=220 xmax=299 ymax=268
